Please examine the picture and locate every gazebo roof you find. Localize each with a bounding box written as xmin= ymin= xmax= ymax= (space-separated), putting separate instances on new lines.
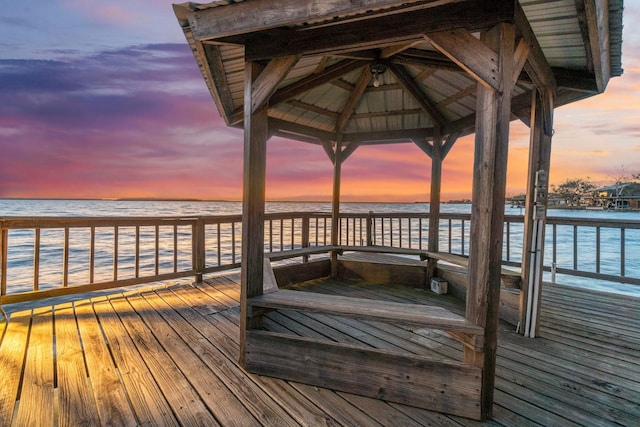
xmin=174 ymin=0 xmax=623 ymax=146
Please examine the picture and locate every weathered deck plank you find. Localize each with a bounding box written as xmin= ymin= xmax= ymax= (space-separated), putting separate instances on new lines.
xmin=74 ymin=299 xmax=139 ymax=426
xmin=54 ymin=302 xmax=101 ymax=427
xmin=14 ymin=307 xmax=55 ymax=426
xmin=0 ymin=310 xmax=31 ymax=426
xmin=0 ymin=269 xmax=638 ymax=426
xmin=109 ymin=293 xmax=220 ymax=426
xmin=92 ymin=296 xmax=179 ymax=426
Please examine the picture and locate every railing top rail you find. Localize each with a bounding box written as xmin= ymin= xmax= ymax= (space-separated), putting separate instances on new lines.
xmin=3 ymin=212 xmax=639 ymax=230
xmin=0 ymin=216 xmax=201 ymax=229
xmin=546 ymin=216 xmax=640 ymax=228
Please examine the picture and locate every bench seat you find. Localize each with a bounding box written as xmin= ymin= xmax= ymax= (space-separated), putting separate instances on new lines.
xmin=248 ymin=289 xmax=484 ymax=336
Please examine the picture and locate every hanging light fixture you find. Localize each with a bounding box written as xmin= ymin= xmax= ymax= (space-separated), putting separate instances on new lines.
xmin=369 ymin=63 xmax=387 ymax=88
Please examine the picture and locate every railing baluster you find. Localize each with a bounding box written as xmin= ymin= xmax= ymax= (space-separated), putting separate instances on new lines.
xmin=1 ymin=227 xmax=6 ymax=297
xmin=553 ymin=223 xmax=557 ymax=268
xmin=232 ymin=222 xmax=236 ymax=264
xmin=573 ymin=225 xmax=578 ymax=271
xmin=217 ymin=223 xmax=222 ymax=266
xmin=291 ymin=218 xmax=295 ymax=249
xmin=34 ymin=228 xmax=40 ymax=291
xmin=155 ymin=225 xmax=159 ymax=276
xmin=90 ymin=226 xmax=95 ymax=283
xmin=113 ymin=226 xmax=119 ymax=281
xmin=596 ymin=226 xmax=601 ymax=274
xmin=461 ymin=219 xmax=465 ymax=256
xmin=269 ymin=219 xmax=273 ymax=252
xmin=506 ymin=221 xmax=510 ymax=261
xmin=63 ymin=227 xmax=70 ymax=287
xmin=173 ymin=224 xmax=178 ymax=273
xmin=194 ymin=219 xmax=205 ymax=282
xmin=621 ymin=228 xmax=625 ymax=277
xmin=135 ymin=225 xmax=140 ymax=278
xmin=448 ymin=219 xmax=452 ymax=254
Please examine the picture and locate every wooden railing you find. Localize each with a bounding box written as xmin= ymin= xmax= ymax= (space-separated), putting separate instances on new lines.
xmin=2 ymin=212 xmax=638 ymax=304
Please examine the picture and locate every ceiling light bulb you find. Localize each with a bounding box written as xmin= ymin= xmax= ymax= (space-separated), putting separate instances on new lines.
xmin=373 ymin=72 xmax=381 ymax=88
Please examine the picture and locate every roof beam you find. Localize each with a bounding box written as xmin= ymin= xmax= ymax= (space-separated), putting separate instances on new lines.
xmin=199 ymin=43 xmax=235 ymax=123
xmin=336 ymin=68 xmax=371 ymax=133
xmin=188 ymin=0 xmax=443 ymax=41
xmin=269 ymin=59 xmax=367 ymax=106
xmin=243 ymin=1 xmax=514 ymax=61
xmin=268 ymin=117 xmax=336 ymax=142
xmin=343 ymin=127 xmax=433 ymax=143
xmin=424 ymin=29 xmax=501 ymax=92
xmin=387 ymin=62 xmax=446 ymax=127
xmin=251 ymin=55 xmax=300 ymax=114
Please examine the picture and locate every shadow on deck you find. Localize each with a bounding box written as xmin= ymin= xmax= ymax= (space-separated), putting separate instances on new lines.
xmin=0 ymin=271 xmax=638 ymax=426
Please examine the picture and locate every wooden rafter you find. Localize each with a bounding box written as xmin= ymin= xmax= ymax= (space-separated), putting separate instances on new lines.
xmin=380 ymin=41 xmax=421 ymax=59
xmin=287 ymin=100 xmax=339 ymax=119
xmin=198 ymin=43 xmax=235 ymax=122
xmin=269 ymin=60 xmax=367 ymax=106
xmin=436 ymin=84 xmax=476 ymax=109
xmin=388 ymin=62 xmax=446 ymax=127
xmin=424 ymin=29 xmax=501 ymax=92
xmin=344 ymin=127 xmax=433 ymax=143
xmin=268 ymin=118 xmax=335 ymax=142
xmin=336 ymin=68 xmax=371 ymax=133
xmin=251 ymin=55 xmax=300 ymax=113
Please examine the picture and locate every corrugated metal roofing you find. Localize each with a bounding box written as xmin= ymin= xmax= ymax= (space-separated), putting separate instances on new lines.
xmin=174 ymin=0 xmax=624 ymax=145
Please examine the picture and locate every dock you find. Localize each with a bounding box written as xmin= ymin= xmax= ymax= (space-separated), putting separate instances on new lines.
xmin=1 ymin=271 xmax=638 ymax=426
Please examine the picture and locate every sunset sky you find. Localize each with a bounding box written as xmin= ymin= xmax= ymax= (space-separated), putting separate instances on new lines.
xmin=1 ymin=2 xmax=639 ymax=202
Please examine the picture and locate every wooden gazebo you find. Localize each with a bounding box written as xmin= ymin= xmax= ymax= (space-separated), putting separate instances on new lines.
xmin=174 ymin=0 xmax=623 ymax=420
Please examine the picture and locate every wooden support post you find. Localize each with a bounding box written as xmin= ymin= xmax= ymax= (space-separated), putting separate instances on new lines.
xmin=240 ymin=61 xmax=269 ymax=367
xmin=427 ymin=131 xmax=443 ymax=282
xmin=520 ymin=87 xmax=554 ymax=337
xmin=466 ymin=23 xmax=515 ymax=420
xmin=330 ymin=140 xmax=342 ymax=277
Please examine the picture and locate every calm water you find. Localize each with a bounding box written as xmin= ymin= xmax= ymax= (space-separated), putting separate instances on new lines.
xmin=1 ymin=199 xmax=639 ymax=297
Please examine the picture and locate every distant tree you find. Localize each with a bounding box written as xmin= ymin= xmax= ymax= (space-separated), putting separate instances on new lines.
xmin=550 ymin=178 xmax=595 ymax=206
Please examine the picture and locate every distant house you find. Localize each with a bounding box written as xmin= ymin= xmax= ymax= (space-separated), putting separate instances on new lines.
xmin=594 ymin=183 xmax=640 ymax=210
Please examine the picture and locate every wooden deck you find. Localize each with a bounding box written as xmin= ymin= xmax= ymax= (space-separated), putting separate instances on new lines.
xmin=1 ymin=272 xmax=638 ymax=426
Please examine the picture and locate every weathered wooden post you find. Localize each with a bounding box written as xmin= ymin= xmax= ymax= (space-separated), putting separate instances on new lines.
xmin=521 ymin=87 xmax=554 ymax=337
xmin=465 ymin=23 xmax=515 ymax=419
xmin=427 ymin=130 xmax=443 ymax=281
xmin=239 ymin=60 xmax=268 ymax=365
xmin=330 ymin=140 xmax=342 ymax=277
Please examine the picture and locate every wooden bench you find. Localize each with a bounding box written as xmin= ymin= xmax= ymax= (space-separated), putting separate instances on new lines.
xmin=248 ymin=289 xmax=484 ymax=339
xmin=245 ymin=257 xmax=485 ymax=419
